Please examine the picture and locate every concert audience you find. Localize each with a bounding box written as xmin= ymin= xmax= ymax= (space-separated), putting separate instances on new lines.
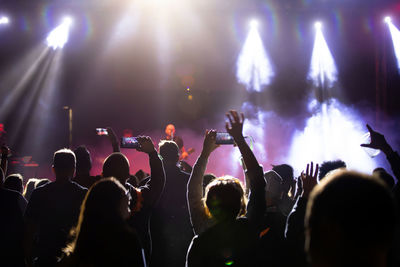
xmin=101 ymin=134 xmax=165 ymax=264
xmin=0 ymin=117 xmax=399 ymax=267
xmin=59 ymin=178 xmax=145 ymax=267
xmin=4 ymin=173 xmax=24 ymax=194
xmin=72 ymin=146 xmax=100 ymax=189
xmin=258 ymin=170 xmax=288 ymax=267
xmin=186 ymin=110 xmax=266 ymax=266
xmin=305 ymin=170 xmax=396 ymax=267
xmin=149 ymin=140 xmax=193 ymax=267
xmin=24 ymin=148 xmax=87 ymax=267
xmin=0 ymin=167 xmax=27 ymax=267
xmin=317 ymin=159 xmax=347 ymax=182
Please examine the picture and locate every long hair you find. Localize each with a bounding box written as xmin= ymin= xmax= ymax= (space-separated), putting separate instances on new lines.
xmin=203 ymin=176 xmax=247 ymax=222
xmin=64 ymin=178 xmax=129 ymax=257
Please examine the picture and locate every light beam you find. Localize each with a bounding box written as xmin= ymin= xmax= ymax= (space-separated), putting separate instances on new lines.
xmin=308 ymin=22 xmax=338 ymax=88
xmin=46 ymin=17 xmax=73 ymax=50
xmin=236 ymin=20 xmax=274 ymax=92
xmin=385 ymin=17 xmax=400 ymax=73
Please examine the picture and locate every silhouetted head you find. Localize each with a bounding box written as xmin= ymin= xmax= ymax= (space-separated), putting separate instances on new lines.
xmin=373 ymin=168 xmax=395 ymax=189
xmin=272 ymin=164 xmax=294 ymax=193
xmin=306 ymin=170 xmax=396 ymax=267
xmin=204 ymin=176 xmax=247 ymax=222
xmin=202 ymin=173 xmax=217 ymax=196
xmin=318 ymin=160 xmax=346 ymax=181
xmin=52 ymin=148 xmax=76 ymax=181
xmin=158 ymin=140 xmax=179 ymax=166
xmin=65 ymin=178 xmax=130 ymax=255
xmin=102 ymin=153 xmax=130 ymax=184
xmin=74 ymin=146 xmax=92 ymax=174
xmin=264 ymin=170 xmax=284 ymax=205
xmin=4 ymin=173 xmax=23 ymax=194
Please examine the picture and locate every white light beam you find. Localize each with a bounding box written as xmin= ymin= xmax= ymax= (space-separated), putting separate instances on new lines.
xmin=236 ymin=20 xmax=274 ymax=92
xmin=386 ymin=18 xmax=400 ymax=73
xmin=308 ymin=22 xmax=338 ymax=88
xmin=46 ymin=17 xmax=73 ymax=50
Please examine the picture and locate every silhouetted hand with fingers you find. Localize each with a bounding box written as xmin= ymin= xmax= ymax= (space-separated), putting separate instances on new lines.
xmin=136 ymin=136 xmax=156 ymax=154
xmin=301 ymin=162 xmax=319 ymax=198
xmin=361 ymin=124 xmax=394 ymax=155
xmin=200 ymin=130 xmax=219 ymax=158
xmin=225 ymin=110 xmax=245 ymax=142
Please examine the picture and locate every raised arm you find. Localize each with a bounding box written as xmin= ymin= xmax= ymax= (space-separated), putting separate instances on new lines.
xmin=136 ymin=136 xmax=165 ymax=209
xmin=106 ymin=127 xmax=120 ymax=153
xmin=187 ymin=130 xmax=219 ymax=235
xmin=226 ymin=110 xmax=265 ymax=222
xmin=361 ymin=124 xmax=400 ymax=180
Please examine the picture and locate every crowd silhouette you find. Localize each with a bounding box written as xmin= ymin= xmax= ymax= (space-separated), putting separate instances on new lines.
xmin=0 ymin=110 xmax=399 ymax=267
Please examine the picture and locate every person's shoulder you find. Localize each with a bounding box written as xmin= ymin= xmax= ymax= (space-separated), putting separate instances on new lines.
xmin=70 ymin=180 xmax=88 ymax=191
xmin=32 ymin=181 xmax=54 ymax=195
xmin=0 ymin=187 xmax=23 ymax=199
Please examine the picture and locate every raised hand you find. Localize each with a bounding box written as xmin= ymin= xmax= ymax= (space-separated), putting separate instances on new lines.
xmin=105 ymin=127 xmax=120 ymax=152
xmin=200 ymin=130 xmax=219 ymax=158
xmin=136 ymin=136 xmax=156 ymax=154
xmin=225 ymin=110 xmax=245 ymax=142
xmin=301 ymin=161 xmax=319 ymax=198
xmin=360 ymin=124 xmax=393 ymax=155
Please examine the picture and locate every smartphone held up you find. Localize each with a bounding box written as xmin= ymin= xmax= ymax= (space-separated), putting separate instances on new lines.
xmin=121 ymin=137 xmax=141 ymax=149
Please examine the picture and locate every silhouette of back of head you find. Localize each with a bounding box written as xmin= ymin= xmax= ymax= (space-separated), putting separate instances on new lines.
xmin=74 ymin=146 xmax=92 ymax=174
xmin=158 ymin=140 xmax=179 ymax=166
xmin=306 ymin=170 xmax=396 ymax=267
xmin=102 ymin=153 xmax=130 ymax=184
xmin=53 ymin=148 xmax=76 ymax=180
xmin=4 ymin=174 xmax=23 ymax=193
xmin=204 ymin=177 xmax=246 ymax=222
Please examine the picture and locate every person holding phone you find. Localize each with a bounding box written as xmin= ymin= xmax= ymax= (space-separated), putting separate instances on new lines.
xmin=186 ymin=110 xmax=266 ymax=267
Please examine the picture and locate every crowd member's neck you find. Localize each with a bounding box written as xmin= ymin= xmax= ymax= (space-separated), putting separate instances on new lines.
xmin=54 ymin=168 xmax=75 ymax=183
xmin=75 ymin=169 xmax=90 ymax=177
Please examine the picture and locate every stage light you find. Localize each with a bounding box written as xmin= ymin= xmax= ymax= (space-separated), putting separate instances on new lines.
xmin=308 ymin=21 xmax=338 ymax=88
xmin=237 ymin=20 xmax=274 ymax=92
xmin=250 ymin=20 xmax=258 ymax=28
xmin=0 ymin=16 xmax=9 ymax=24
xmin=46 ymin=17 xmax=73 ymax=50
xmin=385 ymin=17 xmax=400 ymax=73
xmin=384 ymin=16 xmax=391 ymax=24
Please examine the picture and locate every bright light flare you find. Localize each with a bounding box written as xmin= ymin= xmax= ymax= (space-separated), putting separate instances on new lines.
xmin=385 ymin=18 xmax=400 ymax=73
xmin=46 ymin=17 xmax=73 ymax=50
xmin=308 ymin=22 xmax=338 ymax=88
xmin=237 ymin=21 xmax=274 ymax=92
xmin=384 ymin=16 xmax=391 ymax=24
xmin=287 ymin=99 xmax=378 ymax=175
xmin=250 ymin=20 xmax=258 ymax=29
xmin=0 ymin=16 xmax=9 ymax=24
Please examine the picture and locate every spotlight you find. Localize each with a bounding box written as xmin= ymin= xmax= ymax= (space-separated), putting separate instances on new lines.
xmin=384 ymin=16 xmax=392 ymax=24
xmin=46 ymin=17 xmax=73 ymax=50
xmin=236 ymin=19 xmax=274 ymax=92
xmin=385 ymin=17 xmax=400 ymax=73
xmin=250 ymin=20 xmax=258 ymax=28
xmin=309 ymin=21 xmax=338 ymax=88
xmin=0 ymin=16 xmax=9 ymax=24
